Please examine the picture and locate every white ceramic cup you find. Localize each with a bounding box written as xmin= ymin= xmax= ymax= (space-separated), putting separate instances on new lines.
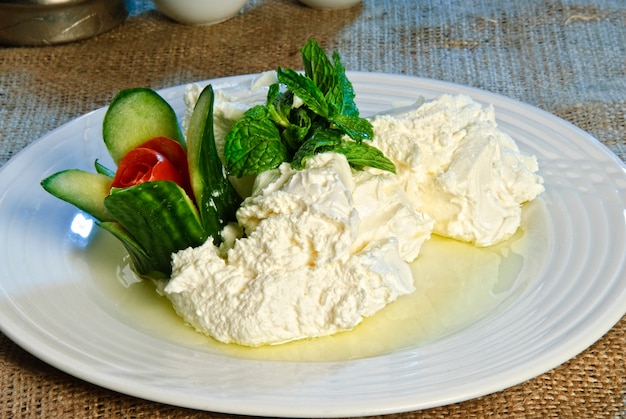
xmin=153 ymin=0 xmax=248 ymax=25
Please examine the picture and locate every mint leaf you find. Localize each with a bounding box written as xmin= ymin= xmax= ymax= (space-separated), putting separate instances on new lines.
xmin=277 ymin=67 xmax=330 ymax=118
xmin=331 ymin=113 xmax=374 ymax=143
xmin=267 ymin=83 xmax=293 ymax=128
xmin=301 ymin=39 xmax=337 ymax=95
xmin=331 ymin=51 xmax=359 ymax=117
xmin=334 ymin=141 xmax=396 ymax=173
xmin=299 ymin=40 xmax=368 ymax=143
xmin=301 ymin=40 xmax=359 ymax=120
xmin=224 ymin=106 xmax=289 ymax=177
xmin=282 ymin=107 xmax=312 ymax=151
xmin=223 ymin=39 xmax=396 ymax=177
xmin=291 ymin=129 xmax=343 ymax=169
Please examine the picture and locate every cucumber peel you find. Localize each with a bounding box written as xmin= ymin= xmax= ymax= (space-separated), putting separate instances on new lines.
xmin=94 ymin=159 xmax=115 ymax=177
xmin=97 ymin=221 xmax=160 ymax=278
xmin=186 ymin=84 xmax=242 ymax=245
xmin=104 ymin=181 xmax=207 ymax=276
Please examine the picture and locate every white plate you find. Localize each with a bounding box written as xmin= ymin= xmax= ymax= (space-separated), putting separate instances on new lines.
xmin=1 ymin=73 xmax=625 ymax=417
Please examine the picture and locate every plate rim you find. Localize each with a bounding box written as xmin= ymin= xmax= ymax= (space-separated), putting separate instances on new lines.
xmin=1 ymin=72 xmax=625 ymax=417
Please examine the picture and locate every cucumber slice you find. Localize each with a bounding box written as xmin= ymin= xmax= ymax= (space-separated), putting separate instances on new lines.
xmin=97 ymin=221 xmax=165 ymax=279
xmin=94 ymin=159 xmax=115 ymax=177
xmin=41 ymin=169 xmax=113 ymax=222
xmin=186 ymin=84 xmax=242 ymax=244
xmin=103 ymin=88 xmax=185 ymax=164
xmin=104 ymin=180 xmax=206 ymax=276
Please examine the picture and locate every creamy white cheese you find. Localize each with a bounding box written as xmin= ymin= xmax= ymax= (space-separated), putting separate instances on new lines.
xmin=369 ymin=94 xmax=544 ymax=246
xmin=351 ymin=170 xmax=433 ymax=262
xmin=165 ymin=81 xmax=544 ymax=347
xmin=165 ymin=153 xmax=416 ymax=346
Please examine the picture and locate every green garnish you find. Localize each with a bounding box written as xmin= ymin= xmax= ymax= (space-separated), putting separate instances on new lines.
xmin=224 ymin=39 xmax=395 ymax=177
xmin=41 ymin=85 xmax=241 ymax=279
xmin=40 ymin=39 xmax=394 ymax=280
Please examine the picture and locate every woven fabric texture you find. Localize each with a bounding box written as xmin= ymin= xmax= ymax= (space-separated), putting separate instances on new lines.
xmin=1 ymin=0 xmax=624 ymax=418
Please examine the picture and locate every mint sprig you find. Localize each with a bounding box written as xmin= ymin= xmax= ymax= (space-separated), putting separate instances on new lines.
xmin=224 ymin=39 xmax=395 ymax=177
xmin=223 ymin=106 xmax=289 ymax=177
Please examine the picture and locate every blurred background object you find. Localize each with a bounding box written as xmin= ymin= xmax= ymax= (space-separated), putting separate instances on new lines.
xmin=0 ymin=0 xmax=127 ymax=46
xmin=298 ymin=0 xmax=361 ymax=9
xmin=152 ymin=0 xmax=248 ymax=25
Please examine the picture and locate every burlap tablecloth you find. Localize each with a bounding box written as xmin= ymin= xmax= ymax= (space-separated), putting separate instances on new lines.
xmin=1 ymin=0 xmax=624 ymax=417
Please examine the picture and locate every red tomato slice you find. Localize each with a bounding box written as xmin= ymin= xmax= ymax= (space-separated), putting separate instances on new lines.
xmin=112 ymin=147 xmax=183 ymax=189
xmin=139 ymin=137 xmax=192 ymax=194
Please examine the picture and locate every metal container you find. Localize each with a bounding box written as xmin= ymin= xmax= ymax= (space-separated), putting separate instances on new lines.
xmin=0 ymin=0 xmax=127 ymax=46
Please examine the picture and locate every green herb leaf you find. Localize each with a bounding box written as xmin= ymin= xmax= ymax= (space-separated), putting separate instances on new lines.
xmin=267 ymin=83 xmax=293 ymax=128
xmin=331 ymin=113 xmax=374 ymax=143
xmin=291 ymin=129 xmax=343 ymax=169
xmin=282 ymin=107 xmax=312 ymax=151
xmin=331 ymin=51 xmax=359 ymax=117
xmin=223 ymin=39 xmax=396 ymax=177
xmin=334 ymin=141 xmax=397 ymax=173
xmin=277 ymin=67 xmax=330 ymax=118
xmin=224 ymin=105 xmax=289 ymax=177
xmin=301 ymin=39 xmax=337 ymax=95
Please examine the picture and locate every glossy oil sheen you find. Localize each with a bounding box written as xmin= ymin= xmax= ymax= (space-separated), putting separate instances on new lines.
xmin=90 ymin=199 xmax=548 ymax=362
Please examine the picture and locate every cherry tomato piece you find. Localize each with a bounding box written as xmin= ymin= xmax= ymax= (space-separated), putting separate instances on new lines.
xmin=112 ymin=147 xmax=183 ymax=189
xmin=139 ymin=137 xmax=192 ymax=194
